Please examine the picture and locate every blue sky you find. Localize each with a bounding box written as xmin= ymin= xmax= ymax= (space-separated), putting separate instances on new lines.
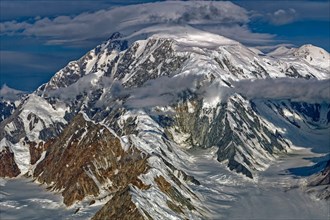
xmin=0 ymin=0 xmax=329 ymax=91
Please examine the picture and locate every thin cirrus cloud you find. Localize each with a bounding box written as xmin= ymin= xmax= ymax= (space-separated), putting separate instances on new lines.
xmin=0 ymin=1 xmax=274 ymax=47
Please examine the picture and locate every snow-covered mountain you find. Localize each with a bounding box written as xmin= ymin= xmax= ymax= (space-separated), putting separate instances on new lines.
xmin=1 ymin=28 xmax=329 ymax=219
xmin=268 ymin=44 xmax=330 ymax=72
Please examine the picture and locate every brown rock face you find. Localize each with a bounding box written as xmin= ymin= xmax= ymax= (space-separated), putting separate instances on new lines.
xmin=33 ymin=113 xmax=149 ymax=215
xmin=316 ymin=160 xmax=330 ymax=185
xmin=307 ymin=160 xmax=330 ymax=200
xmin=92 ymin=187 xmax=144 ymax=220
xmin=0 ymin=146 xmax=20 ymax=177
xmin=27 ymin=140 xmax=53 ymax=165
xmin=155 ymin=175 xmax=195 ymax=213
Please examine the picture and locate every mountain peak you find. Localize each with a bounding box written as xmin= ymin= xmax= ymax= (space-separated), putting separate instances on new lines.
xmin=295 ymin=44 xmax=329 ymax=56
xmin=267 ymin=44 xmax=329 ymax=70
xmin=108 ymin=32 xmax=125 ymax=41
xmin=267 ymin=46 xmax=295 ymax=56
xmin=294 ymin=44 xmax=330 ymax=69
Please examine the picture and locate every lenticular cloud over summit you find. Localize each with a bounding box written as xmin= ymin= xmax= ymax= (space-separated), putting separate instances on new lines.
xmin=0 ymin=1 xmax=272 ymax=47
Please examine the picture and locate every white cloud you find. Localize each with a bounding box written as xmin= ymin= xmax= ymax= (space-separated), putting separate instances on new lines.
xmin=124 ymin=74 xmax=202 ymax=108
xmin=268 ymin=8 xmax=297 ymax=25
xmin=204 ymin=78 xmax=330 ymax=104
xmin=204 ymin=24 xmax=274 ymax=45
xmin=0 ymin=1 xmax=273 ymax=47
xmin=245 ymin=1 xmax=329 ymax=24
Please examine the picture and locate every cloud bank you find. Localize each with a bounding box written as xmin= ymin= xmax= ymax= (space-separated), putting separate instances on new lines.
xmin=0 ymin=84 xmax=25 ymax=100
xmin=124 ymin=74 xmax=202 ymax=108
xmin=112 ymin=77 xmax=330 ymax=109
xmin=0 ymin=1 xmax=273 ymax=47
xmin=45 ymin=73 xmax=202 ymax=109
xmin=205 ymin=78 xmax=330 ymax=104
xmin=45 ymin=70 xmax=330 ymax=111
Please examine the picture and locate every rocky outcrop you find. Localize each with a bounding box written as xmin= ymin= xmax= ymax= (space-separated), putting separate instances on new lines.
xmin=0 ymin=101 xmax=16 ymax=122
xmin=0 ymin=108 xmax=26 ymax=144
xmin=308 ymin=160 xmax=330 ymax=186
xmin=167 ymin=94 xmax=289 ymax=178
xmin=118 ymin=38 xmax=188 ymax=87
xmin=0 ymin=85 xmax=27 ymax=122
xmin=306 ymin=160 xmax=330 ymax=200
xmin=33 ymin=113 xmax=149 ymax=212
xmin=92 ymin=187 xmax=144 ymax=220
xmin=0 ymin=146 xmax=20 ymax=177
xmin=155 ymin=175 xmax=195 ymax=213
xmin=27 ymin=140 xmax=53 ymax=165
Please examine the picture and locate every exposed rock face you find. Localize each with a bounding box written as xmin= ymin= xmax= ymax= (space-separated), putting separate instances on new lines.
xmin=0 ymin=101 xmax=16 ymax=122
xmin=155 ymin=175 xmax=195 ymax=213
xmin=306 ymin=160 xmax=330 ymax=200
xmin=27 ymin=140 xmax=53 ymax=165
xmin=92 ymin=187 xmax=144 ymax=220
xmin=114 ymin=38 xmax=188 ymax=87
xmin=310 ymin=160 xmax=330 ymax=186
xmin=33 ymin=113 xmax=149 ymax=207
xmin=41 ymin=32 xmax=128 ymax=92
xmin=0 ymin=146 xmax=20 ymax=177
xmin=0 ymin=85 xmax=27 ymax=122
xmin=0 ymin=108 xmax=26 ymax=145
xmin=168 ymin=94 xmax=289 ymax=177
